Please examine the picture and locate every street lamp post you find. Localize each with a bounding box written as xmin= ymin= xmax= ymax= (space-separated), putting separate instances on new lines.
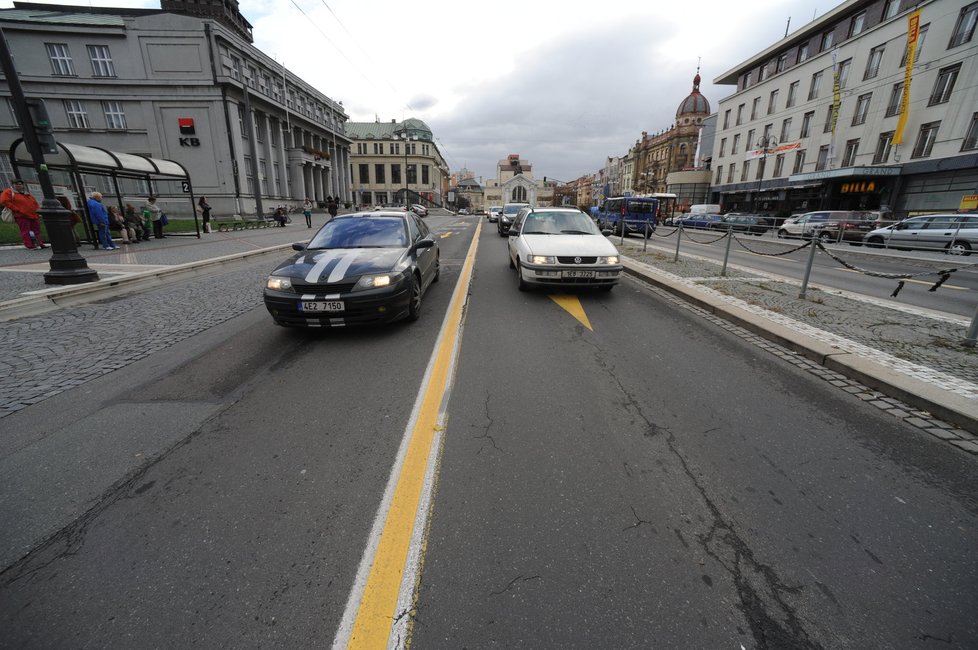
xmin=753 ymin=136 xmax=778 ymax=214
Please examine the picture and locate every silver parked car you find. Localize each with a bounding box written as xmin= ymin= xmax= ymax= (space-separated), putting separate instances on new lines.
xmin=863 ymin=214 xmax=978 ymax=256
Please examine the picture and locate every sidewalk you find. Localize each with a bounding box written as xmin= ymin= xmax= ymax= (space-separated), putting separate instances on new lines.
xmin=615 ymin=236 xmax=978 ymax=444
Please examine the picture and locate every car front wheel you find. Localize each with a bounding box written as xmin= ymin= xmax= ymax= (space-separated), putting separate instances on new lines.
xmin=777 ymin=229 xmax=789 ymax=239
xmin=947 ymin=240 xmax=972 ymax=256
xmin=407 ymin=274 xmax=423 ymax=321
xmin=516 ymin=260 xmax=529 ymax=291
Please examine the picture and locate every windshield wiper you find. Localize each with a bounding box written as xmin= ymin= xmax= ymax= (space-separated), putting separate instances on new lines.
xmin=559 ymin=230 xmax=592 ymax=234
xmin=522 ymin=230 xmax=552 ymax=235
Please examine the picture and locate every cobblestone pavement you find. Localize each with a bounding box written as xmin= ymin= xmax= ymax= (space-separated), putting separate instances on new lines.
xmin=0 ymin=262 xmax=268 ymax=419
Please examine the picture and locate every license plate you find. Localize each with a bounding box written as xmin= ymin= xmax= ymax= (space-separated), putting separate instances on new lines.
xmin=562 ymin=270 xmax=595 ymax=278
xmin=300 ymin=300 xmax=344 ymax=313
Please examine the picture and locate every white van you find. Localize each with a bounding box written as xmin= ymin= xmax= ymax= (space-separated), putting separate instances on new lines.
xmin=688 ymin=204 xmax=721 ymax=215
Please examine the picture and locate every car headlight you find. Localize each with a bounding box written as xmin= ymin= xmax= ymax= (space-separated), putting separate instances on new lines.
xmin=599 ymin=255 xmax=619 ymax=264
xmin=266 ymin=275 xmax=293 ymax=291
xmin=528 ymin=255 xmax=555 ymax=264
xmin=353 ymin=273 xmax=393 ymax=291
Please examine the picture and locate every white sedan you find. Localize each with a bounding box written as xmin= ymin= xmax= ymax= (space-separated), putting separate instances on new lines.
xmin=507 ymin=207 xmax=622 ymax=291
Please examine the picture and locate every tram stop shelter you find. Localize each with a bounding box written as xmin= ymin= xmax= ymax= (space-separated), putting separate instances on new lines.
xmin=8 ymin=139 xmax=200 ymax=246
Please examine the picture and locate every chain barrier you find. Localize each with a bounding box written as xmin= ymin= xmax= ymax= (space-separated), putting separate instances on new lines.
xmin=814 ymin=240 xmax=978 ymax=296
xmin=680 ymin=228 xmax=730 ymax=245
xmin=731 ymin=234 xmax=813 ymax=257
xmin=650 ymin=225 xmax=678 ymax=238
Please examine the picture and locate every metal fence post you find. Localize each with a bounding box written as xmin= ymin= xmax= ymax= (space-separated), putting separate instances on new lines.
xmin=963 ymin=301 xmax=978 ymax=348
xmin=798 ymin=238 xmax=819 ymax=299
xmin=721 ymin=226 xmax=733 ymax=277
xmin=674 ymin=223 xmax=683 ymax=262
xmin=643 ymin=221 xmax=649 ymax=252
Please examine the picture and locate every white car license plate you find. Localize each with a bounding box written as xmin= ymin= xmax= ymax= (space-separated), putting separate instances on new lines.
xmin=300 ymin=300 xmax=344 ymax=313
xmin=562 ymin=270 xmax=595 ymax=278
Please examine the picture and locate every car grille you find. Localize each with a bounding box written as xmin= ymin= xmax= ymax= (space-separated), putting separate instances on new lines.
xmin=292 ymin=281 xmax=357 ymax=294
xmin=557 ymin=256 xmax=597 ymax=264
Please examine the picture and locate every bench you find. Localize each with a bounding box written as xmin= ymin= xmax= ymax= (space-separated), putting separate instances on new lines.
xmin=214 ymin=215 xmax=273 ymax=232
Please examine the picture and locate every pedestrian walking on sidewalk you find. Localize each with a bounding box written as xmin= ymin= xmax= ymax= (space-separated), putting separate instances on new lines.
xmin=87 ymin=192 xmax=117 ymax=250
xmin=303 ymin=198 xmax=314 ymax=228
xmin=1 ymin=179 xmax=47 ymax=250
xmin=327 ymin=196 xmax=338 ymax=219
xmin=144 ymin=196 xmax=164 ymax=239
xmin=198 ymin=197 xmax=212 ymax=233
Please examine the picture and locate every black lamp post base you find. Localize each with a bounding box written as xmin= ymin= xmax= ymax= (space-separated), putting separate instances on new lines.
xmin=44 ymin=265 xmax=100 ymax=285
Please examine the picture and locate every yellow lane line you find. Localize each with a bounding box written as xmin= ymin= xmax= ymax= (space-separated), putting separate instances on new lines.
xmin=336 ymin=221 xmax=481 ymax=650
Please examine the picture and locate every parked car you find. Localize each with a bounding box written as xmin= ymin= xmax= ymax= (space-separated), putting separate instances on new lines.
xmin=498 ymin=202 xmax=530 ymax=235
xmin=507 ymin=207 xmax=621 ymax=291
xmin=263 ymin=211 xmax=440 ymax=327
xmin=487 ymin=206 xmax=502 ymax=222
xmin=708 ymin=214 xmax=772 ymax=235
xmin=815 ymin=212 xmax=880 ymax=244
xmin=863 ymin=214 xmax=978 ymax=256
xmin=594 ymin=196 xmax=659 ymax=237
xmin=410 ymin=204 xmax=428 ymax=217
xmin=676 ymin=213 xmax=724 ymax=229
xmin=458 ymin=208 xmax=469 ymax=215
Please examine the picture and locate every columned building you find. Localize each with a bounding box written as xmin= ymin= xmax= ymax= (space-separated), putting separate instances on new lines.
xmin=0 ymin=0 xmax=352 ymax=219
xmin=345 ymin=118 xmax=449 ymax=208
xmin=711 ymin=0 xmax=978 ymax=218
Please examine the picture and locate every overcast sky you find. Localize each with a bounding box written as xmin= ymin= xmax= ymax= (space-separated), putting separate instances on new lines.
xmin=9 ymin=0 xmax=830 ymax=183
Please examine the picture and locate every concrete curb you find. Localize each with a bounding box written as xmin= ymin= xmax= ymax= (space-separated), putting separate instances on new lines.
xmin=0 ymin=243 xmax=293 ymax=323
xmin=621 ymin=257 xmax=978 ymax=435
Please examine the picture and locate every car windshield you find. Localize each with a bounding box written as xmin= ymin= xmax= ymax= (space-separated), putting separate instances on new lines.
xmin=307 ymin=216 xmax=408 ymax=249
xmin=504 ymin=205 xmax=525 ymax=215
xmin=625 ymin=200 xmax=657 ymax=214
xmin=521 ymin=211 xmax=600 ymax=235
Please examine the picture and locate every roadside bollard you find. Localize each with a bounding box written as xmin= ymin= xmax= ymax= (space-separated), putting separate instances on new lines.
xmin=721 ymin=225 xmax=733 ymax=277
xmin=643 ymin=221 xmax=649 ymax=252
xmin=964 ymin=301 xmax=978 ymax=348
xmin=620 ymin=220 xmax=625 ymax=247
xmin=674 ymin=223 xmax=683 ymax=262
xmin=798 ymin=236 xmax=819 ymax=299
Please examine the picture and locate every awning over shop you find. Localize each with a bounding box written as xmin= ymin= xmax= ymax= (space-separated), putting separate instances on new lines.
xmin=789 ymin=165 xmax=902 ymax=183
xmin=10 ymin=140 xmax=189 ymax=179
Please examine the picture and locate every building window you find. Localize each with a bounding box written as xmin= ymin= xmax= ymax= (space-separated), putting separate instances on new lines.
xmin=883 ymin=0 xmax=900 ymax=20
xmin=800 ymin=111 xmax=815 ymax=138
xmin=911 ymin=121 xmax=940 ymax=158
xmin=373 ymin=143 xmax=382 ymax=154
xmin=864 ymin=45 xmax=885 ymax=80
xmin=776 ymin=52 xmax=788 ymax=73
xmin=422 ymin=165 xmax=429 ymax=185
xmin=719 ymin=138 xmax=727 ymax=157
xmin=797 ymin=41 xmax=809 ymax=63
xmin=768 ymin=89 xmax=779 ymax=114
xmin=780 ymin=117 xmax=792 ymax=141
xmin=824 ymin=105 xmax=835 ymax=133
xmin=727 ymin=164 xmax=736 ymax=183
xmin=374 ymin=163 xmax=385 ymax=184
xmin=949 ymin=2 xmax=977 ymax=48
xmin=808 ymin=71 xmax=822 ymax=100
xmin=852 ymin=93 xmax=872 ymax=125
xmin=259 ymin=160 xmax=268 ymax=193
xmin=356 ymin=142 xmax=366 ymax=155
xmin=838 ymin=59 xmax=851 ymax=89
xmin=842 ymin=139 xmax=859 ymax=167
xmin=736 ymin=104 xmax=744 ymax=126
xmin=392 ymin=143 xmax=400 ymax=155
xmin=873 ymin=131 xmax=894 ymax=164
xmin=820 ymin=30 xmax=834 ymax=51
xmin=244 ymin=156 xmax=253 ymax=193
xmin=746 ymin=129 xmax=755 ymax=149
xmin=786 ymin=81 xmax=799 ymax=108
xmin=63 ymin=100 xmax=89 ymax=128
xmin=101 ymin=101 xmax=127 ymax=129
xmin=751 ymin=97 xmax=761 ymax=121
xmin=849 ymin=12 xmax=866 ymax=37
xmin=715 ymin=166 xmax=723 ymax=184
xmin=963 ymin=113 xmax=978 ymax=150
xmin=741 ymin=160 xmax=751 ymax=182
xmin=45 ymin=43 xmax=75 ymax=76
xmin=773 ymin=153 xmax=785 ymax=177
xmin=392 ymin=164 xmax=401 ymax=185
xmin=758 ymin=62 xmax=769 ymax=82
xmin=815 ymin=145 xmax=831 ymax=171
xmin=742 ymin=71 xmax=752 ymax=90
xmin=732 ymin=133 xmax=740 ymax=154
xmin=358 ymin=163 xmax=369 ymax=184
xmin=723 ymin=109 xmax=731 ymax=129
xmin=87 ymin=45 xmax=115 ymax=77
xmin=929 ymin=63 xmax=960 ymax=105
xmin=756 ymin=157 xmax=766 ymax=181
xmin=407 ymin=164 xmax=417 ymax=185
xmin=237 ymin=105 xmax=246 ymax=139
xmin=900 ymin=24 xmax=928 ymax=65
xmin=792 ymin=150 xmax=806 ymax=174
xmin=886 ymin=82 xmax=904 ymax=116
xmin=253 ymin=114 xmax=263 ymax=142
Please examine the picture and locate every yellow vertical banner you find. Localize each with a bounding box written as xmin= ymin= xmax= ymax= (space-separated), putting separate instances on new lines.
xmin=893 ymin=9 xmax=921 ymax=145
xmin=831 ymin=50 xmax=840 ymax=135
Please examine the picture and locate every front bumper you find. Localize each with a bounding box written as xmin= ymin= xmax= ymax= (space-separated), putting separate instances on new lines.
xmin=263 ymin=282 xmax=412 ymax=327
xmin=520 ymin=262 xmax=623 ymax=286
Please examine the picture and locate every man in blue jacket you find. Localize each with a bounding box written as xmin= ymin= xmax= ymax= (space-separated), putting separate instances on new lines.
xmin=87 ymin=191 xmax=116 ymax=250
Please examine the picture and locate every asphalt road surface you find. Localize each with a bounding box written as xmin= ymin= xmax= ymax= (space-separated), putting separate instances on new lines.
xmin=1 ymin=216 xmax=975 ymax=649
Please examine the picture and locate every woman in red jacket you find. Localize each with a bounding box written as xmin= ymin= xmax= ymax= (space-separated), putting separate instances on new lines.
xmin=0 ymin=179 xmax=46 ymax=249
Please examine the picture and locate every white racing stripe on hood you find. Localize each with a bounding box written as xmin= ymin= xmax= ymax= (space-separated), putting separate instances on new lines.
xmin=304 ymin=250 xmax=343 ymax=283
xmin=328 ymin=250 xmax=361 ymax=283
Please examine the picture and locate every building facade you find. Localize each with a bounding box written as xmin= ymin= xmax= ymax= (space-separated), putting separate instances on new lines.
xmin=345 ymin=118 xmax=449 ymax=208
xmin=711 ymin=0 xmax=978 ymax=218
xmin=0 ymin=0 xmax=352 ymax=219
xmin=483 ymin=154 xmax=555 ymax=206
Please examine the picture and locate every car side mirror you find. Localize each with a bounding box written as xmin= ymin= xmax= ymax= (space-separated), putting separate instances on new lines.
xmin=601 ymin=228 xmax=613 ymax=236
xmin=413 ymin=239 xmax=435 ymax=250
xmin=507 ymin=227 xmax=518 ymax=235
xmin=292 ymin=242 xmax=307 ymax=251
